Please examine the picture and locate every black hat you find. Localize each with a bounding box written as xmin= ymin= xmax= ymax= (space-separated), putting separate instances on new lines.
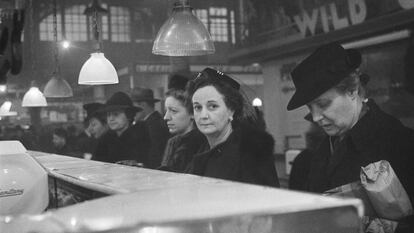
xmin=197 ymin=67 xmax=240 ymax=90
xmin=131 ymin=87 xmax=160 ymax=103
xmin=102 ymin=92 xmax=142 ymax=113
xmin=287 ymin=43 xmax=361 ymax=110
xmin=83 ymin=102 xmax=104 ymax=122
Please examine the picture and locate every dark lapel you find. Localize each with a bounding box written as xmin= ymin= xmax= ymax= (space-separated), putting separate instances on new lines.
xmin=326 ymin=137 xmax=348 ymax=176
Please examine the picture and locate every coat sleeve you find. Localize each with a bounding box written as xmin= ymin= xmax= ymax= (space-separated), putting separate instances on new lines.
xmin=133 ymin=122 xmax=151 ymax=166
xmin=92 ymin=134 xmax=109 ymax=162
xmin=240 ymin=127 xmax=280 ymax=187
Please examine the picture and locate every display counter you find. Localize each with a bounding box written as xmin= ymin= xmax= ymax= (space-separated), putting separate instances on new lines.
xmin=1 ymin=151 xmax=363 ymax=233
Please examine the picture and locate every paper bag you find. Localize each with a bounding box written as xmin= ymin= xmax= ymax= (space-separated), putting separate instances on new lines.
xmin=324 ymin=181 xmax=376 ymax=217
xmin=361 ymin=160 xmax=413 ymax=220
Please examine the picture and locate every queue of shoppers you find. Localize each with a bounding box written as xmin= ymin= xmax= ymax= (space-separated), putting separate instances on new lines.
xmin=11 ymin=42 xmax=411 ymax=233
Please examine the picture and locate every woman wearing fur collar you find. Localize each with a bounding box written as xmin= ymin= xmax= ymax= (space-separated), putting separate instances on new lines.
xmin=186 ymin=68 xmax=280 ymax=187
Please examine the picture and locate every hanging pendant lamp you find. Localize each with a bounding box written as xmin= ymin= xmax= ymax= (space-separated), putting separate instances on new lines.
xmin=43 ymin=75 xmax=73 ymax=97
xmin=78 ymin=52 xmax=118 ymax=85
xmin=0 ymin=101 xmax=17 ymax=116
xmin=22 ymin=82 xmax=47 ymax=107
xmin=78 ymin=0 xmax=118 ymax=85
xmin=152 ymin=0 xmax=215 ymax=56
xmin=44 ymin=0 xmax=73 ymax=97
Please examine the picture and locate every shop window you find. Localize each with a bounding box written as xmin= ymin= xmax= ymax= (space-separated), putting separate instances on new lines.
xmin=110 ymin=6 xmax=131 ymax=42
xmin=65 ymin=5 xmax=88 ymax=41
xmin=39 ymin=13 xmax=63 ymax=41
xmin=195 ymin=7 xmax=235 ymax=44
xmin=87 ymin=3 xmax=109 ymax=41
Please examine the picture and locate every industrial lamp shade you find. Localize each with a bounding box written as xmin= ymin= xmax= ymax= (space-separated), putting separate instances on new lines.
xmin=22 ymin=87 xmax=47 ymax=107
xmin=44 ymin=75 xmax=73 ymax=98
xmin=152 ymin=0 xmax=215 ymax=56
xmin=78 ymin=52 xmax=119 ymax=85
xmin=0 ymin=101 xmax=17 ymax=116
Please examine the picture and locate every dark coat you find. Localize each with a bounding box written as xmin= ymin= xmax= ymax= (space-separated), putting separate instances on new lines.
xmin=93 ymin=122 xmax=151 ymax=164
xmin=306 ymin=100 xmax=414 ymax=227
xmin=144 ymin=111 xmax=170 ymax=168
xmin=289 ymin=149 xmax=315 ymax=191
xmin=188 ymin=125 xmax=280 ymax=187
xmin=160 ymin=128 xmax=207 ymax=173
xmin=74 ymin=131 xmax=97 ymax=156
xmin=307 ymin=100 xmax=414 ymax=193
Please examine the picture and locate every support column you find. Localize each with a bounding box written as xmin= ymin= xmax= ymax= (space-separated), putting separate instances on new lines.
xmin=28 ymin=107 xmax=42 ymax=136
xmin=93 ymin=85 xmax=105 ymax=102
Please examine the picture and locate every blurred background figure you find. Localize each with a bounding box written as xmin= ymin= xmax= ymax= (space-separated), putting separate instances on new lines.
xmin=131 ymin=87 xmax=170 ymax=169
xmin=51 ymin=127 xmax=73 ymax=156
xmin=74 ymin=103 xmax=107 ymax=159
xmin=93 ymin=92 xmax=150 ymax=167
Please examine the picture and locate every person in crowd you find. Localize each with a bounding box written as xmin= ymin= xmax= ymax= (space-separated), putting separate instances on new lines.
xmin=186 ymin=68 xmax=280 ymax=187
xmin=75 ymin=103 xmax=107 ymax=159
xmin=93 ymin=92 xmax=151 ymax=166
xmin=131 ymin=87 xmax=170 ymax=169
xmin=9 ymin=125 xmax=36 ymax=150
xmin=159 ymin=88 xmax=207 ymax=172
xmin=65 ymin=124 xmax=78 ymax=150
xmin=51 ymin=127 xmax=73 ymax=155
xmin=287 ymin=43 xmax=414 ymax=231
xmin=85 ymin=103 xmax=109 ymax=140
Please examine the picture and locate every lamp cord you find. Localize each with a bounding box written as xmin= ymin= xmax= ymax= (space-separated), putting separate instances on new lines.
xmin=53 ymin=0 xmax=60 ymax=75
xmin=92 ymin=4 xmax=102 ymax=52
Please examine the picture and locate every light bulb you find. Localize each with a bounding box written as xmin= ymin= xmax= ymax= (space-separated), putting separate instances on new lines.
xmin=252 ymin=97 xmax=263 ymax=107
xmin=62 ymin=40 xmax=70 ymax=49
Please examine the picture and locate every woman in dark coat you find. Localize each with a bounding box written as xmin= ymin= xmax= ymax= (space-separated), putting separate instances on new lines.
xmin=160 ymin=88 xmax=207 ymax=172
xmin=287 ymin=43 xmax=414 ymax=232
xmin=93 ymin=92 xmax=151 ymax=166
xmin=186 ymin=68 xmax=280 ymax=187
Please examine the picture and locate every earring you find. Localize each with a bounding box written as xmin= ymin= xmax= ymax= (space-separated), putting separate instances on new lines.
xmin=229 ymin=116 xmax=233 ymax=122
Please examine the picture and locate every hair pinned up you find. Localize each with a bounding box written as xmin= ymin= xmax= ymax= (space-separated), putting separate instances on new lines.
xmin=196 ymin=68 xmax=240 ymax=90
xmin=188 ymin=68 xmax=262 ymax=129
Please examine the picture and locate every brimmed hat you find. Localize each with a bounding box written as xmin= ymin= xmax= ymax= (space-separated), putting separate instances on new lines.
xmin=83 ymin=102 xmax=105 ymax=122
xmin=287 ymin=43 xmax=362 ymax=111
xmin=131 ymin=87 xmax=160 ymax=103
xmin=102 ymin=92 xmax=142 ymax=113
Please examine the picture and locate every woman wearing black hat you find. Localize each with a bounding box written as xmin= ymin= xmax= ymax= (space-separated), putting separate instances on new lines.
xmin=288 ymin=43 xmax=414 ymax=230
xmin=186 ymin=68 xmax=279 ymax=187
xmin=74 ymin=103 xmax=108 ymax=159
xmin=93 ymin=92 xmax=151 ymax=166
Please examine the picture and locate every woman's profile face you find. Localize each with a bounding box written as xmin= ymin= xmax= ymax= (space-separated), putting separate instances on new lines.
xmin=307 ymin=88 xmax=358 ymax=136
xmin=88 ymin=118 xmax=107 ymax=138
xmin=192 ymin=85 xmax=234 ymax=137
xmin=164 ymin=96 xmax=193 ymax=135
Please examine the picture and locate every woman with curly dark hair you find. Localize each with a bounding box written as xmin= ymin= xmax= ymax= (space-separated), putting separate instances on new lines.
xmin=186 ymin=68 xmax=279 ymax=187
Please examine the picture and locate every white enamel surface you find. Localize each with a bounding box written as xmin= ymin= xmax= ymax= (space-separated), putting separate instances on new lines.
xmin=7 ymin=151 xmax=362 ymax=232
xmin=78 ymin=52 xmax=119 ymax=85
xmin=0 ymin=141 xmax=48 ymax=215
xmin=49 ymin=182 xmax=361 ymax=232
xmin=0 ymin=101 xmax=17 ymax=116
xmin=21 ymin=87 xmax=47 ymax=107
